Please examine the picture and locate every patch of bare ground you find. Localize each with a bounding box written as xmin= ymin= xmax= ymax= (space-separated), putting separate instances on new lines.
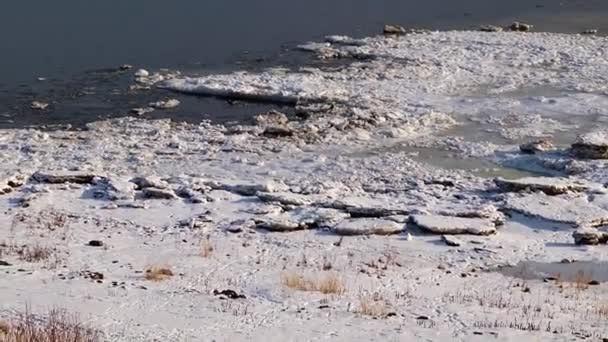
xmin=0 ymin=307 xmax=101 ymax=342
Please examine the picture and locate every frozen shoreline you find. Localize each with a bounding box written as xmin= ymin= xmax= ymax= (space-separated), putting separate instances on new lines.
xmin=1 ymin=30 xmax=608 ymax=341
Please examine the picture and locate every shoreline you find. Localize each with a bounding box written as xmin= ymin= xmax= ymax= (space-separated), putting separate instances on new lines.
xmin=1 ymin=30 xmax=608 ymax=341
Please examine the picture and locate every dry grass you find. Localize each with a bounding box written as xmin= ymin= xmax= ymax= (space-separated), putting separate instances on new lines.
xmin=358 ymin=295 xmax=388 ymax=317
xmin=596 ymin=301 xmax=608 ymax=319
xmin=574 ymin=270 xmax=592 ymax=292
xmin=200 ymin=236 xmax=214 ymax=258
xmin=144 ymin=265 xmax=174 ymax=282
xmin=282 ymin=271 xmax=345 ymax=295
xmin=0 ymin=242 xmax=60 ymax=268
xmin=0 ymin=307 xmax=100 ymax=342
xmin=317 ymin=273 xmax=345 ymax=294
xmin=18 ymin=244 xmax=55 ymax=263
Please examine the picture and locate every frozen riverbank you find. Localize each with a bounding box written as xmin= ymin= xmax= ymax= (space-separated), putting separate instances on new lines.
xmin=1 ymin=30 xmax=608 ymax=341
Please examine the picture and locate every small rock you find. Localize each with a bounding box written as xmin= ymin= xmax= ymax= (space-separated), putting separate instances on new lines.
xmin=0 ymin=260 xmax=12 ymax=266
xmin=441 ymin=235 xmax=462 ymax=247
xmin=519 ymin=139 xmax=554 ymax=154
xmin=213 ymin=289 xmax=246 ymax=299
xmin=510 ymin=22 xmax=533 ymax=32
xmin=130 ymin=176 xmax=169 ymax=189
xmin=30 ymin=101 xmax=49 ymax=110
xmin=572 ymin=131 xmax=608 ymax=159
xmin=142 ymin=187 xmax=177 ymax=200
xmin=134 ymin=69 xmax=150 ymax=77
xmin=87 ymin=240 xmax=104 ymax=247
xmin=573 ymin=228 xmax=608 ymax=245
xmin=588 ymin=280 xmax=600 ymax=286
xmin=225 ymin=219 xmax=255 ymax=233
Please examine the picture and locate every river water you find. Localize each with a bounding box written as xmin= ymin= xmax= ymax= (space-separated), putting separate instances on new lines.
xmin=1 ymin=0 xmax=607 ymax=128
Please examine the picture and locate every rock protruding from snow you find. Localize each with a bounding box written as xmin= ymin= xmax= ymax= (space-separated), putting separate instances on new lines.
xmin=505 ymin=194 xmax=608 ymax=227
xmin=255 ymin=207 xmax=348 ymax=232
xmin=519 ymin=139 xmax=554 ymax=154
xmin=495 ymin=177 xmax=596 ymax=195
xmin=257 ymin=192 xmax=312 ymax=206
xmin=130 ymin=176 xmax=169 ymax=190
xmin=333 ymin=218 xmax=404 ymax=236
xmin=441 ymin=235 xmax=463 ymax=246
xmin=0 ymin=174 xmax=26 ymax=194
xmin=142 ymin=187 xmax=177 ymax=200
xmin=573 ymin=228 xmax=608 ymax=245
xmin=32 ymin=171 xmax=104 ymax=184
xmin=106 ymin=179 xmax=137 ymax=201
xmin=410 ymin=215 xmax=497 ymax=235
xmin=572 ymin=131 xmax=608 ymax=159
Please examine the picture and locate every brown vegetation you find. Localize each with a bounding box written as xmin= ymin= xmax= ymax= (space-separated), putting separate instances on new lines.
xmin=282 ymin=271 xmax=345 ymax=295
xmin=358 ymin=295 xmax=388 ymax=317
xmin=0 ymin=307 xmax=100 ymax=342
xmin=144 ymin=265 xmax=174 ymax=282
xmin=200 ymin=236 xmax=214 ymax=258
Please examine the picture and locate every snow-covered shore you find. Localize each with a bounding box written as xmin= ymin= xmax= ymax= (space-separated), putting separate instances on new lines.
xmin=1 ymin=30 xmax=608 ymax=341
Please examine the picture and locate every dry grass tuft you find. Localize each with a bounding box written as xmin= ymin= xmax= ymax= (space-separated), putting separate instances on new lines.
xmin=144 ymin=265 xmax=174 ymax=282
xmin=358 ymin=294 xmax=388 ymax=317
xmin=282 ymin=272 xmax=310 ymax=291
xmin=200 ymin=236 xmax=214 ymax=258
xmin=0 ymin=242 xmax=61 ymax=268
xmin=282 ymin=271 xmax=345 ymax=295
xmin=317 ymin=273 xmax=345 ymax=294
xmin=574 ymin=270 xmax=592 ymax=292
xmin=596 ymin=301 xmax=608 ymax=319
xmin=18 ymin=244 xmax=55 ymax=263
xmin=0 ymin=307 xmax=100 ymax=342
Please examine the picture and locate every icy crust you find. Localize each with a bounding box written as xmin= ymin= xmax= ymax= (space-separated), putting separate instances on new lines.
xmin=162 ymin=31 xmax=608 ymax=145
xmin=3 ymin=31 xmax=608 ymax=340
xmin=3 ymin=117 xmax=608 ymax=340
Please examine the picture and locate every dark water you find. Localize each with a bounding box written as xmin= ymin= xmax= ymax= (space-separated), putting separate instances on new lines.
xmin=1 ymin=0 xmax=608 ymax=128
